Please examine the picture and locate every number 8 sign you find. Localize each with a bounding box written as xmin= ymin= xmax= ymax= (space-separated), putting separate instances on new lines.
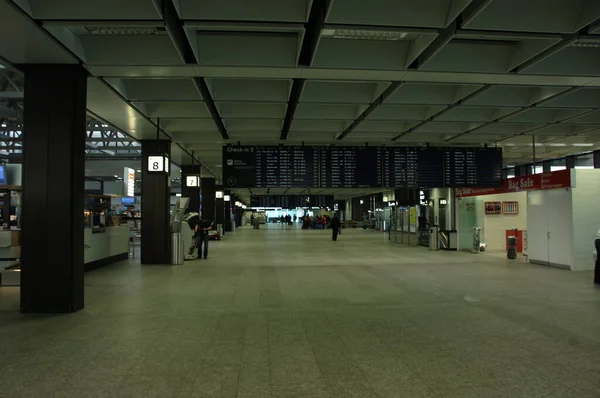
xmin=147 ymin=155 xmax=169 ymax=173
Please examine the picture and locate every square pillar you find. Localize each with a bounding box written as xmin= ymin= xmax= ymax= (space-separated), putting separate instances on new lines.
xmin=215 ymin=185 xmax=225 ymax=235
xmin=181 ymin=165 xmax=201 ymax=213
xmin=594 ymin=150 xmax=600 ymax=168
xmin=141 ymin=140 xmax=171 ymax=264
xmin=201 ymin=177 xmax=216 ymax=220
xmin=566 ymin=156 xmax=575 ymax=169
xmin=224 ymin=190 xmax=232 ymax=232
xmin=21 ymin=64 xmax=87 ymax=313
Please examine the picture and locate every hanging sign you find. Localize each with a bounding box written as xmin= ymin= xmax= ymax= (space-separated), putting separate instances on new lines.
xmin=147 ymin=154 xmax=170 ymax=173
xmin=186 ymin=175 xmax=200 ymax=187
xmin=455 ymin=169 xmax=572 ymax=198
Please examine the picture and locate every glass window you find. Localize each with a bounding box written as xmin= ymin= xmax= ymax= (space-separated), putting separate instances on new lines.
xmin=575 ymin=153 xmax=593 ymax=169
xmin=528 ymin=164 xmax=543 ymax=174
xmin=549 ymin=158 xmax=566 ymax=171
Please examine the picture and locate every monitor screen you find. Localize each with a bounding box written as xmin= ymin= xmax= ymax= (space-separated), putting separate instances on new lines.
xmin=122 ymin=197 xmax=135 ymax=205
xmin=0 ymin=165 xmax=6 ymax=185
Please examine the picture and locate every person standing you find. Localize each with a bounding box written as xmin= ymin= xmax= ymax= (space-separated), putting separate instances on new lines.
xmin=195 ymin=215 xmax=212 ymax=260
xmin=330 ymin=213 xmax=341 ymax=241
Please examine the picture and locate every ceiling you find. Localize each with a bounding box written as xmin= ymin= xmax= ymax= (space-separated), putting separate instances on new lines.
xmin=1 ymin=0 xmax=600 ymax=183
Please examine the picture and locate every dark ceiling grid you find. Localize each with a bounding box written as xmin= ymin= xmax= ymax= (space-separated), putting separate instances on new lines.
xmin=407 ymin=0 xmax=493 ymax=69
xmin=510 ymin=17 xmax=600 ymax=73
xmin=390 ymin=84 xmax=494 ymax=142
xmin=280 ymin=0 xmax=330 ymax=141
xmin=154 ymin=0 xmax=229 ymax=140
xmin=446 ymin=87 xmax=583 ymax=142
xmin=335 ymin=82 xmax=404 ymax=141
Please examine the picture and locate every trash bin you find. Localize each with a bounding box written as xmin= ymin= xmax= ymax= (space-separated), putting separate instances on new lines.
xmin=217 ymin=224 xmax=223 ymax=236
xmin=429 ymin=226 xmax=439 ymax=251
xmin=171 ymin=232 xmax=184 ymax=265
xmin=507 ymin=235 xmax=517 ymax=259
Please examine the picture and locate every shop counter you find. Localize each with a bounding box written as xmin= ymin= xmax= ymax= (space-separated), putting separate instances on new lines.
xmin=84 ymin=225 xmax=129 ymax=271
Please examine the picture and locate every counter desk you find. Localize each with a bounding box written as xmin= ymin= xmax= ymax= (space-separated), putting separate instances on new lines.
xmin=84 ymin=225 xmax=129 ymax=271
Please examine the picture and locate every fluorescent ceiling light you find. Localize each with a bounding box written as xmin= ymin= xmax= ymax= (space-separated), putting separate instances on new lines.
xmin=570 ymin=39 xmax=600 ymax=48
xmin=86 ymin=26 xmax=163 ymax=35
xmin=321 ymin=29 xmax=407 ymax=41
xmin=176 ymin=193 xmax=182 ymax=197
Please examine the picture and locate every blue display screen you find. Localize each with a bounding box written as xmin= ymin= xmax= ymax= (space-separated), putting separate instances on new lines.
xmin=122 ymin=197 xmax=135 ymax=205
xmin=0 ymin=166 xmax=5 ymax=185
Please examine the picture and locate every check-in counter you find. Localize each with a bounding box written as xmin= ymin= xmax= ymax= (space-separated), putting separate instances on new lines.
xmin=84 ymin=225 xmax=129 ymax=271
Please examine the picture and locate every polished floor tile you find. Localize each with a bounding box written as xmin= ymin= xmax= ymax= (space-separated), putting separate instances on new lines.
xmin=1 ymin=225 xmax=600 ymax=397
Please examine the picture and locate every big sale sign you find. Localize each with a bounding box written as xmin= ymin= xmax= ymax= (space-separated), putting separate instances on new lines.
xmin=455 ymin=169 xmax=572 ymax=198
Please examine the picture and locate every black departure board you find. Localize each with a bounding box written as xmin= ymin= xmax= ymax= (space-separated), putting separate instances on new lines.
xmin=250 ymin=195 xmax=334 ymax=209
xmin=223 ymin=146 xmax=318 ymax=188
xmin=319 ymin=147 xmax=383 ymax=188
xmin=417 ymin=148 xmax=444 ymax=188
xmin=443 ymin=148 xmax=502 ymax=188
xmin=383 ymin=147 xmax=419 ymax=188
xmin=224 ymin=145 xmax=502 ymax=190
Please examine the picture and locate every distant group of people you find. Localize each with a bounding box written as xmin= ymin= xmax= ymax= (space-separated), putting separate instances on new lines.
xmin=301 ymin=214 xmax=331 ymax=229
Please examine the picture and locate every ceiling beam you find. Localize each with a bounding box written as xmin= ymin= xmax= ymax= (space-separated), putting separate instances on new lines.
xmin=280 ymin=0 xmax=329 ymax=141
xmin=510 ymin=17 xmax=600 ymax=73
xmin=408 ymin=0 xmax=493 ymax=69
xmin=156 ymin=0 xmax=228 ymax=140
xmin=390 ymin=85 xmax=494 ymax=141
xmin=336 ymin=82 xmax=404 ymax=141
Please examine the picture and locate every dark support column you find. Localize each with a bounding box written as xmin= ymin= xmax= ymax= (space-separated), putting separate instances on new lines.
xmin=181 ymin=165 xmax=201 ymax=213
xmin=515 ymin=165 xmax=528 ymax=177
xmin=21 ymin=64 xmax=87 ymax=313
xmin=565 ymin=156 xmax=575 ymax=169
xmin=542 ymin=161 xmax=551 ymax=173
xmin=141 ymin=140 xmax=171 ymax=264
xmin=224 ymin=191 xmax=232 ymax=232
xmin=593 ymin=151 xmax=600 ymax=168
xmin=201 ymin=177 xmax=216 ymax=221
xmin=215 ymin=185 xmax=224 ymax=235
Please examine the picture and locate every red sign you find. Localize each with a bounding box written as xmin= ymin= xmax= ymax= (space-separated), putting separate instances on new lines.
xmin=455 ymin=169 xmax=572 ymax=198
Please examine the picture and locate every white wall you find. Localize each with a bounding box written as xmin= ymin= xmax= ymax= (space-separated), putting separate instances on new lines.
xmin=103 ymin=181 xmax=124 ymax=196
xmin=345 ymin=200 xmax=352 ymax=221
xmin=477 ymin=192 xmax=528 ymax=251
xmin=571 ymin=169 xmax=600 ymax=270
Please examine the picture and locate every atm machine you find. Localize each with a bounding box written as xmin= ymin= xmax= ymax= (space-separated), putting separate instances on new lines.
xmin=170 ymin=197 xmax=195 ymax=262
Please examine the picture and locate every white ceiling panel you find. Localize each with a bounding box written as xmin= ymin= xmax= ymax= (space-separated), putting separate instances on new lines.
xmin=225 ymin=119 xmax=283 ymax=131
xmin=196 ymin=33 xmax=299 ymax=67
xmin=327 ymin=0 xmax=454 ymax=28
xmin=436 ymin=107 xmax=519 ymax=122
xmin=295 ymin=104 xmax=359 ymax=119
xmin=367 ymin=105 xmax=446 ymax=121
xmin=301 ymin=81 xmax=390 ymax=104
xmin=162 ymin=119 xmax=218 ymax=132
xmin=503 ymin=108 xmax=594 ymax=123
xmin=135 ymin=102 xmax=210 ymax=119
xmin=218 ymin=103 xmax=287 ymax=119
xmin=313 ymin=39 xmax=410 ymax=70
xmin=80 ymin=35 xmax=183 ymax=66
xmin=461 ymin=86 xmax=569 ymax=107
xmin=290 ymin=120 xmax=349 ymax=132
xmin=386 ymin=84 xmax=484 ymax=105
xmin=210 ymin=79 xmax=291 ymax=102
xmin=122 ymin=79 xmax=200 ymax=101
xmin=29 ymin=0 xmax=161 ymax=19
xmin=177 ymin=0 xmax=310 ymax=22
xmin=462 ymin=0 xmax=597 ymax=33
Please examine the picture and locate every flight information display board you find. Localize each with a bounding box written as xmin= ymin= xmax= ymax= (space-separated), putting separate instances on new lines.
xmin=224 ymin=145 xmax=502 ymax=189
xmin=319 ymin=147 xmax=383 ymax=188
xmin=383 ymin=147 xmax=419 ymax=188
xmin=443 ymin=148 xmax=502 ymax=188
xmin=250 ymin=195 xmax=334 ymax=209
xmin=223 ymin=146 xmax=318 ymax=188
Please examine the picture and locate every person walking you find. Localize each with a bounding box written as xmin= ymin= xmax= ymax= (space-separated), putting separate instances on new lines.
xmin=330 ymin=213 xmax=341 ymax=241
xmin=195 ymin=215 xmax=213 ymax=260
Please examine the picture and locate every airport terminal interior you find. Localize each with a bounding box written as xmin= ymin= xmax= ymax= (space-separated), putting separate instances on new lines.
xmin=2 ymin=0 xmax=600 ymax=396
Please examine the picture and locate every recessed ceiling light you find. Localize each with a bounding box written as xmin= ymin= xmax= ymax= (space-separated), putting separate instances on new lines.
xmin=136 ymin=170 xmax=141 ymax=172
xmin=321 ymin=29 xmax=407 ymax=41
xmin=86 ymin=26 xmax=164 ymax=35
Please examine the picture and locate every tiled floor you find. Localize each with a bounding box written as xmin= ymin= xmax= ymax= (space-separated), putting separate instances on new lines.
xmin=1 ymin=225 xmax=600 ymax=397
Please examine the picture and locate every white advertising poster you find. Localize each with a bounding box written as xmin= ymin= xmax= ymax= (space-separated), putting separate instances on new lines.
xmin=124 ymin=167 xmax=135 ymax=197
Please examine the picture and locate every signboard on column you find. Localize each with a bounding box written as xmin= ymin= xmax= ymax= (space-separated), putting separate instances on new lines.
xmin=123 ymin=167 xmax=135 ymax=197
xmin=147 ymin=154 xmax=170 ymax=173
